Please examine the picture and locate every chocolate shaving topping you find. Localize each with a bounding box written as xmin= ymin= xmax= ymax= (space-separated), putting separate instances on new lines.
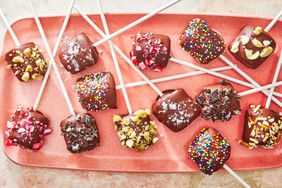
xmin=61 ymin=113 xmax=100 ymax=153
xmin=196 ymin=80 xmax=241 ymax=122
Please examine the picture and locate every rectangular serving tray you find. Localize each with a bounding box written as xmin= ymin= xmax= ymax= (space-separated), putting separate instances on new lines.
xmin=0 ymin=13 xmax=281 ymax=172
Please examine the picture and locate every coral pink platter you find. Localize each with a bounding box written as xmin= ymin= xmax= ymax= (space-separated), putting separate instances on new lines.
xmin=0 ymin=13 xmax=281 ymax=172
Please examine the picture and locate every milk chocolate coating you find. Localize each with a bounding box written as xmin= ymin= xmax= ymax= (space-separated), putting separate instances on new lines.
xmin=5 ymin=42 xmax=48 ymax=82
xmin=131 ymin=32 xmax=170 ymax=71
xmin=179 ymin=18 xmax=225 ymax=64
xmin=242 ymin=105 xmax=282 ymax=149
xmin=59 ymin=33 xmax=99 ymax=74
xmin=60 ymin=113 xmax=100 ymax=153
xmin=113 ymin=109 xmax=158 ymax=151
xmin=75 ymin=71 xmax=117 ymax=111
xmin=152 ymin=88 xmax=201 ymax=132
xmin=196 ymin=80 xmax=241 ymax=122
xmin=188 ymin=128 xmax=231 ymax=175
xmin=228 ymin=25 xmax=276 ymax=69
xmin=6 ymin=106 xmax=51 ymax=150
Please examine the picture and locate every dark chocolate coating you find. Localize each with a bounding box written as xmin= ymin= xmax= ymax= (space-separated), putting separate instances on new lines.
xmin=152 ymin=88 xmax=201 ymax=132
xmin=113 ymin=109 xmax=158 ymax=151
xmin=131 ymin=32 xmax=170 ymax=71
xmin=60 ymin=113 xmax=100 ymax=153
xmin=75 ymin=71 xmax=117 ymax=111
xmin=179 ymin=18 xmax=225 ymax=64
xmin=59 ymin=33 xmax=99 ymax=74
xmin=228 ymin=25 xmax=276 ymax=69
xmin=188 ymin=128 xmax=231 ymax=175
xmin=6 ymin=106 xmax=51 ymax=150
xmin=5 ymin=42 xmax=48 ymax=82
xmin=242 ymin=105 xmax=282 ymax=149
xmin=196 ymin=80 xmax=241 ymax=122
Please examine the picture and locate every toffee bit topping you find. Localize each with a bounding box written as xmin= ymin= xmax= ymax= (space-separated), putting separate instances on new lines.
xmin=179 ymin=18 xmax=225 ymax=64
xmin=188 ymin=128 xmax=231 ymax=175
xmin=242 ymin=104 xmax=282 ymax=149
xmin=113 ymin=109 xmax=158 ymax=151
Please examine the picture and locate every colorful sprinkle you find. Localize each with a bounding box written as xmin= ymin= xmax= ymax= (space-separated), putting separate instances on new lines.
xmin=179 ymin=18 xmax=225 ymax=64
xmin=188 ymin=128 xmax=231 ymax=175
xmin=75 ymin=71 xmax=116 ymax=111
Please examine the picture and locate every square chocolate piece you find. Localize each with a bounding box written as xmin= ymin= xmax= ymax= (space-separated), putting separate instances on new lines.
xmin=5 ymin=42 xmax=48 ymax=82
xmin=228 ymin=26 xmax=276 ymax=69
xmin=179 ymin=18 xmax=225 ymax=64
xmin=240 ymin=104 xmax=282 ymax=149
xmin=113 ymin=109 xmax=158 ymax=151
xmin=188 ymin=128 xmax=231 ymax=175
xmin=196 ymin=80 xmax=241 ymax=122
xmin=61 ymin=113 xmax=100 ymax=153
xmin=75 ymin=71 xmax=117 ymax=111
xmin=5 ymin=106 xmax=51 ymax=151
xmin=59 ymin=33 xmax=99 ymax=74
xmin=152 ymin=88 xmax=201 ymax=132
xmin=130 ymin=32 xmax=170 ymax=71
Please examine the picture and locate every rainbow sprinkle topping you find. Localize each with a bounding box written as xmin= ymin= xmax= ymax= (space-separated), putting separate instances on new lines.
xmin=75 ymin=72 xmax=115 ymax=111
xmin=188 ymin=128 xmax=231 ymax=175
xmin=179 ymin=18 xmax=226 ymax=64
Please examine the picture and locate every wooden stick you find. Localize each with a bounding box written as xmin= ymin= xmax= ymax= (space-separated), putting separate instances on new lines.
xmin=265 ymin=50 xmax=282 ymax=108
xmin=97 ymin=0 xmax=132 ymax=114
xmin=33 ymin=0 xmax=75 ymax=111
xmin=29 ymin=0 xmax=75 ymax=115
xmin=93 ymin=0 xmax=181 ymax=47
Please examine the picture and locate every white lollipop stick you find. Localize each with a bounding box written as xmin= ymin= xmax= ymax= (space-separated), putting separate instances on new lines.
xmin=97 ymin=0 xmax=132 ymax=114
xmin=265 ymin=50 xmax=282 ymax=108
xmin=29 ymin=0 xmax=75 ymax=115
xmin=169 ymin=57 xmax=255 ymax=88
xmin=33 ymin=0 xmax=75 ymax=111
xmin=113 ymin=43 xmax=164 ymax=97
xmin=219 ymin=55 xmax=282 ymax=107
xmin=93 ymin=0 xmax=181 ymax=47
xmin=74 ymin=7 xmax=267 ymax=97
xmin=219 ymin=10 xmax=282 ymax=104
xmin=264 ymin=9 xmax=282 ymax=32
xmin=74 ymin=5 xmax=163 ymax=97
xmin=239 ymin=81 xmax=282 ymax=96
xmin=223 ymin=165 xmax=251 ymax=188
xmin=115 ymin=66 xmax=232 ymax=89
xmin=0 ymin=10 xmax=20 ymax=46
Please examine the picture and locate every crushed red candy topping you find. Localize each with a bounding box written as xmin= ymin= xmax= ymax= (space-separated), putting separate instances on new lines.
xmin=130 ymin=32 xmax=169 ymax=71
xmin=5 ymin=106 xmax=51 ymax=151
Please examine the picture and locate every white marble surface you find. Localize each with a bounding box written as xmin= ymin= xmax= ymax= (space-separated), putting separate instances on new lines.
xmin=0 ymin=0 xmax=282 ymax=187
